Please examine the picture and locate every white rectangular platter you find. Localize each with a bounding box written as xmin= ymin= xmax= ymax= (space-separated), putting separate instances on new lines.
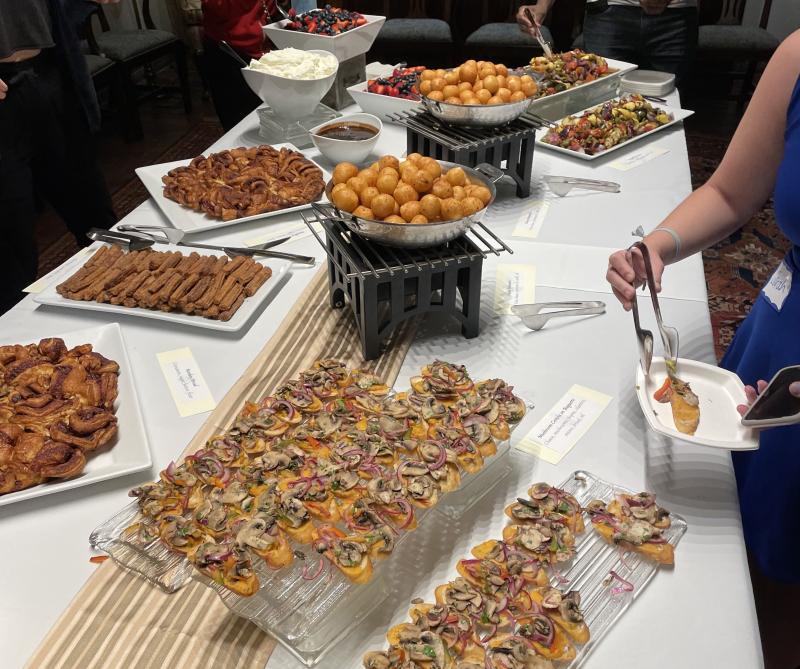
xmin=34 ymin=243 xmax=291 ymax=333
xmin=135 ymin=143 xmax=329 ymax=234
xmin=0 ymin=323 xmax=151 ymax=507
xmin=536 ymin=99 xmax=694 ymax=161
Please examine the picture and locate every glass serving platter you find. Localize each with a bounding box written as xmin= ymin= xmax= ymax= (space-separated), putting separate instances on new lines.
xmin=90 ymin=406 xmax=522 ymax=666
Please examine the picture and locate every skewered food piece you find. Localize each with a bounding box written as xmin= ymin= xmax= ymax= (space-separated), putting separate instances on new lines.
xmin=586 ymin=492 xmax=674 ymax=565
xmin=126 ymin=360 xmax=526 ymax=595
xmin=541 ymin=94 xmax=672 ymax=156
xmin=529 ymin=49 xmax=612 ymax=94
xmin=653 ymin=375 xmax=700 ymax=436
xmin=0 ymin=338 xmax=120 ymax=495
xmin=162 ymin=145 xmax=324 ymax=221
xmin=283 ymin=5 xmax=367 ymax=34
xmin=366 ymin=66 xmax=425 ymax=100
xmin=56 ymin=245 xmax=272 ymax=321
xmin=420 ymin=60 xmax=538 ymax=106
xmin=330 ymin=154 xmax=493 ymax=225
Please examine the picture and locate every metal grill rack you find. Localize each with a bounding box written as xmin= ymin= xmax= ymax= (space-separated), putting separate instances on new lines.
xmin=302 ymin=205 xmax=512 ymax=360
xmin=388 ymin=110 xmax=549 ymax=198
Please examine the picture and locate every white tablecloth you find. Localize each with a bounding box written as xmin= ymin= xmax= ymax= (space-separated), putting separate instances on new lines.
xmin=0 ymin=92 xmax=763 ymax=669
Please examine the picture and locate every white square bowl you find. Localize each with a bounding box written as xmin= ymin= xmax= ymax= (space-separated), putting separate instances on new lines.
xmin=347 ymin=80 xmax=422 ymax=121
xmin=263 ymin=14 xmax=385 ymax=62
xmin=0 ymin=323 xmax=152 ymax=507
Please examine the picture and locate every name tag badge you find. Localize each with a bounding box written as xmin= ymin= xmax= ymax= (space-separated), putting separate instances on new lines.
xmin=762 ymin=260 xmax=793 ymax=312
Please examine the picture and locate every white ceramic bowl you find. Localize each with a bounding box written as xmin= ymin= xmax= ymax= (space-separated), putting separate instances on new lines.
xmin=241 ymin=50 xmax=338 ymax=119
xmin=263 ymin=14 xmax=386 ymax=62
xmin=309 ymin=112 xmax=382 ymax=165
xmin=347 ymin=81 xmax=422 ymax=122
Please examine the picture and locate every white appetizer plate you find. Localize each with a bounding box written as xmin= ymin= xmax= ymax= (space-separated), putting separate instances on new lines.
xmin=536 ymin=99 xmax=694 ymax=161
xmin=135 ymin=143 xmax=329 ymax=234
xmin=0 ymin=323 xmax=151 ymax=507
xmin=636 ymin=358 xmax=759 ymax=450
xmin=263 ymin=14 xmax=385 ymax=62
xmin=34 ymin=243 xmax=291 ymax=333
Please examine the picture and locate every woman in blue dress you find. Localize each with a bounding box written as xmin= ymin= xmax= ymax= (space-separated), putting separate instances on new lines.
xmin=606 ymin=31 xmax=800 ymax=668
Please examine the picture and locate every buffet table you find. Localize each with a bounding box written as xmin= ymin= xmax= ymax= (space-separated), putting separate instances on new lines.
xmin=0 ymin=92 xmax=762 ymax=669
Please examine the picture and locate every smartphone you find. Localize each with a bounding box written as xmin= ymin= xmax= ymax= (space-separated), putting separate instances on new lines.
xmin=741 ymin=365 xmax=800 ymax=428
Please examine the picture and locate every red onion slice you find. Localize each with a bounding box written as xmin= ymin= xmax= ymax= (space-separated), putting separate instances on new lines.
xmin=608 ymin=570 xmax=634 ymax=595
xmin=301 ymin=557 xmax=325 ymax=580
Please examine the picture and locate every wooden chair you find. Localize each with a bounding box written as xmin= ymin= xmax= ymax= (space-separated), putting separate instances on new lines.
xmin=369 ymin=0 xmax=456 ymax=68
xmin=461 ymin=0 xmax=554 ymax=66
xmin=87 ymin=0 xmax=191 ymax=141
xmin=696 ymin=0 xmax=778 ymax=107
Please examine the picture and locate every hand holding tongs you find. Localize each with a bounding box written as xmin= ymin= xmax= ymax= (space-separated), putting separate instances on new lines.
xmin=524 ymin=7 xmax=553 ymax=59
xmin=512 ymin=301 xmax=606 ymax=331
xmin=629 ymin=241 xmax=679 ymax=378
xmin=544 ymin=175 xmax=621 ymax=197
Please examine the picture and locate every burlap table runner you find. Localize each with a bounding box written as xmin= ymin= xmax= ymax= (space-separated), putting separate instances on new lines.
xmin=27 ymin=266 xmax=418 ymax=669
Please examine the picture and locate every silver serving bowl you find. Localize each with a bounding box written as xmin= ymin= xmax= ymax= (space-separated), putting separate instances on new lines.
xmin=420 ymin=96 xmax=533 ymax=127
xmin=323 ymin=162 xmax=505 ymax=249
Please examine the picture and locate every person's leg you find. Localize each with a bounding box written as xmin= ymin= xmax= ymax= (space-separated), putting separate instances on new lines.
xmin=643 ymin=8 xmax=698 ymax=87
xmin=201 ymin=38 xmax=262 ymax=131
xmin=582 ymin=5 xmax=642 ymax=66
xmin=0 ymin=69 xmax=39 ymax=313
xmin=30 ymin=55 xmax=116 ymax=247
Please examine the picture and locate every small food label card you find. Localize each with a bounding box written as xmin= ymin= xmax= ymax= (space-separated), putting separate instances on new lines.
xmin=157 ymin=347 xmax=216 ymax=417
xmin=608 ymin=145 xmax=669 ymax=172
xmin=515 ymin=384 xmax=612 ymax=463
xmin=495 ymin=264 xmax=536 ymax=315
xmin=512 ymin=199 xmax=550 ymax=239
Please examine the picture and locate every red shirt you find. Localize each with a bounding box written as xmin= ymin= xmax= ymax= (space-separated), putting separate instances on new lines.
xmin=202 ymin=0 xmax=277 ymax=59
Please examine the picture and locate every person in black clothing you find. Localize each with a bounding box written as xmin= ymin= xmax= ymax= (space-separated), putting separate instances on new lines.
xmin=0 ymin=0 xmax=118 ymax=314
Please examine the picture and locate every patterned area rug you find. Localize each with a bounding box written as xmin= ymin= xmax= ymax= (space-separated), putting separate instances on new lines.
xmin=688 ymin=132 xmax=791 ymax=360
xmin=36 ymin=120 xmax=225 ymax=278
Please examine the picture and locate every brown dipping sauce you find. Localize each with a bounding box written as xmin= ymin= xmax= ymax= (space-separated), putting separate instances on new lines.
xmin=315 ymin=121 xmax=378 ymax=141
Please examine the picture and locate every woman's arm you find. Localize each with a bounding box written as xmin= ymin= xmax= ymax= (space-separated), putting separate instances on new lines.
xmin=607 ymin=30 xmax=800 ymax=308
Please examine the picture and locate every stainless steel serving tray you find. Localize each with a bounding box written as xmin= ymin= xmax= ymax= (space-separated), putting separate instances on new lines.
xmin=323 ymin=162 xmax=506 ymax=249
xmin=419 ymin=95 xmax=533 ymax=128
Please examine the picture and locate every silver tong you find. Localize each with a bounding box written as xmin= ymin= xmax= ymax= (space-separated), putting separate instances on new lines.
xmin=629 ymin=241 xmax=679 ymax=377
xmin=512 ymin=301 xmax=606 ymax=331
xmin=544 ymin=175 xmax=621 ymax=197
xmin=524 ymin=7 xmax=554 ymax=59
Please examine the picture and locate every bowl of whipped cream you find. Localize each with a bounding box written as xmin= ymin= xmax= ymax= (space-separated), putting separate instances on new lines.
xmin=242 ymin=48 xmax=339 ymax=118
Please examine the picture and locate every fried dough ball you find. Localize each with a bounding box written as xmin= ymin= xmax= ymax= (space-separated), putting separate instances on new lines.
xmin=461 ymin=92 xmax=480 ymax=105
xmin=459 ymin=63 xmax=478 ymax=84
xmin=445 ymin=97 xmax=462 ymax=105
xmin=476 ymin=89 xmax=492 ymax=104
xmin=471 ymin=185 xmax=492 ymax=205
xmin=352 ymin=205 xmax=374 ymax=219
xmin=440 ymin=198 xmax=463 ymax=220
xmin=507 ymin=76 xmax=522 ymax=92
xmin=510 ymin=90 xmax=527 ymax=103
xmin=371 ymin=193 xmax=396 ymax=219
xmin=400 ymin=201 xmax=422 ymax=222
xmin=410 ymin=214 xmax=429 ymax=224
xmin=394 ymin=182 xmax=418 ymax=205
xmin=452 ymin=185 xmax=466 ymax=201
xmin=444 ymin=70 xmax=460 ymax=86
xmin=331 ymin=182 xmax=348 ymax=197
xmin=377 ymin=172 xmax=399 ymax=195
xmin=483 ymin=75 xmax=499 ymax=95
xmin=332 ymin=186 xmax=359 ymax=213
xmin=419 ymin=194 xmax=441 ymax=221
xmin=400 ymin=163 xmax=419 ymax=183
xmin=379 ymin=155 xmax=400 ymax=171
xmin=420 ymin=69 xmax=436 ymax=81
xmin=461 ymin=196 xmax=484 ymax=216
xmin=346 ymin=175 xmax=368 ymax=195
xmin=480 ymin=63 xmax=496 ymax=77
xmin=418 ymin=157 xmax=442 ymax=179
xmin=407 ymin=153 xmax=423 ymax=164
xmin=445 ymin=167 xmax=467 ymax=187
xmin=333 ymin=162 xmax=358 ymax=185
xmin=384 ymin=214 xmax=406 ymax=224
xmin=419 ymin=80 xmax=433 ymax=95
xmin=458 ymin=81 xmax=472 ymax=92
xmin=427 ymin=90 xmax=444 ymax=102
xmin=442 ymin=85 xmax=460 ymax=99
xmin=521 ymin=81 xmax=537 ymax=97
xmin=379 ymin=166 xmax=400 ymax=180
xmin=496 ymin=63 xmax=509 ymax=77
xmin=430 ymin=77 xmax=446 ymax=92
xmin=432 ymin=179 xmax=453 ymax=199
xmin=358 ymin=169 xmax=378 ymax=187
xmin=488 ymin=96 xmax=504 ymax=105
xmin=497 ymin=88 xmax=512 ymax=102
xmin=412 ymin=170 xmax=434 ymax=194
xmin=360 ymin=186 xmax=379 ymax=207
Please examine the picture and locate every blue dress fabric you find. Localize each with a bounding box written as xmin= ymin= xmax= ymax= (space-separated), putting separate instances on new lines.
xmin=721 ymin=75 xmax=800 ymax=583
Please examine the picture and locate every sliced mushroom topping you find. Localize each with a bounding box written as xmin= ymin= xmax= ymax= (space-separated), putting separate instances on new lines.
xmin=362 ymin=651 xmax=391 ymax=669
xmin=279 ymin=493 xmax=309 ymax=527
xmin=513 ymin=498 xmax=544 ymax=520
xmin=193 ymin=541 xmax=232 ymax=567
xmin=558 ymin=591 xmax=583 ymax=623
xmin=464 ymin=420 xmax=491 ymax=444
xmin=407 ymin=475 xmax=436 ymax=500
xmin=367 ymin=476 xmax=404 ymax=505
xmin=529 ymin=482 xmax=552 ymax=500
xmin=406 ymin=630 xmax=446 ymax=666
xmin=334 ymin=539 xmax=367 ymax=568
xmin=231 ymin=547 xmax=254 ymax=579
xmin=330 ymin=468 xmax=360 ymax=491
xmin=540 ymin=587 xmax=562 ymax=609
xmin=161 ymin=516 xmax=202 ymax=547
xmin=234 ymin=517 xmax=277 ymax=552
xmin=369 ymin=525 xmax=395 ymax=554
xmin=379 ymin=414 xmax=407 ymax=437
xmin=221 ymin=481 xmax=248 ymax=505
xmin=586 ymin=499 xmax=607 ymax=514
xmin=617 ymin=519 xmax=657 ymax=545
xmin=381 ymin=397 xmax=413 ymax=418
xmin=517 ymin=525 xmax=548 ymax=552
xmin=399 ymin=461 xmax=430 ymax=478
xmin=311 ymin=411 xmax=341 ymax=438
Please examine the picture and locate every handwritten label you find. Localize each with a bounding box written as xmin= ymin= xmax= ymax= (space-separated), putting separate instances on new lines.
xmin=157 ymin=348 xmax=216 ymax=417
xmin=515 ymin=384 xmax=612 ymax=463
xmin=763 ymin=260 xmax=792 ymax=312
xmin=495 ymin=264 xmax=536 ymax=315
xmin=608 ymin=146 xmax=669 ymax=172
xmin=512 ymin=200 xmax=550 ymax=239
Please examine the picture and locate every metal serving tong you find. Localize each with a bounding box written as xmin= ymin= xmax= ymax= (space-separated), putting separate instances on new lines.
xmin=524 ymin=7 xmax=554 ymax=59
xmin=543 ymin=175 xmax=621 ymax=197
xmin=512 ymin=301 xmax=606 ymax=331
xmin=629 ymin=241 xmax=679 ymax=377
xmin=91 ymin=228 xmax=316 ymax=265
